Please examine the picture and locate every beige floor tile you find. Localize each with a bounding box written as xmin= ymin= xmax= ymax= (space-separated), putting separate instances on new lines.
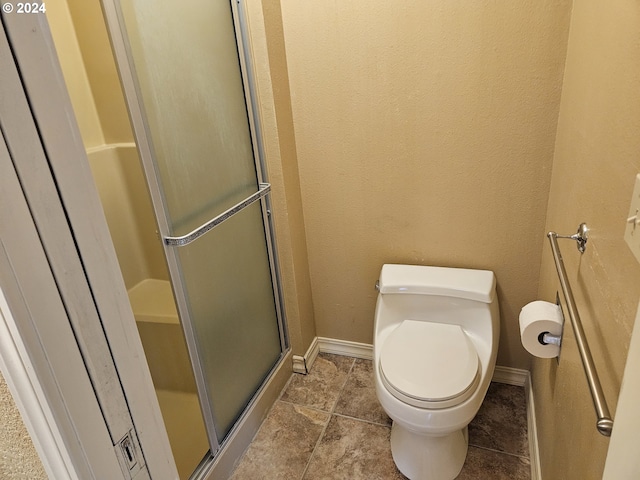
xmin=303 ymin=415 xmax=406 ymax=480
xmin=334 ymin=358 xmax=391 ymax=426
xmin=231 ymin=357 xmax=532 ymax=480
xmin=280 ymin=353 xmax=355 ymax=411
xmin=229 ymin=401 xmax=329 ymax=480
xmin=468 ymin=382 xmax=529 ymax=457
xmin=457 ymin=446 xmax=531 ymax=480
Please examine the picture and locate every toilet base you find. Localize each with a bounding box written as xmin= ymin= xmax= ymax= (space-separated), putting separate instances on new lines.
xmin=390 ymin=422 xmax=469 ymax=480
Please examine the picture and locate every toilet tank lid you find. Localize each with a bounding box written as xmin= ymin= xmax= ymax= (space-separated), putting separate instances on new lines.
xmin=378 ymin=264 xmax=496 ymax=303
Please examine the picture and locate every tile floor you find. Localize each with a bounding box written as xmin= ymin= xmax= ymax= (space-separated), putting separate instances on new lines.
xmin=230 ymin=353 xmax=531 ymax=479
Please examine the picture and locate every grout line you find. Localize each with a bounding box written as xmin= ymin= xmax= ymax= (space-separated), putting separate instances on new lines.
xmin=469 ymin=444 xmax=531 ymax=461
xmin=229 ymin=373 xmax=297 ymax=476
xmin=331 ymin=412 xmax=392 ymax=428
xmin=242 ymin=354 xmax=531 ymax=479
xmin=299 ymin=356 xmax=356 ymax=480
xmin=277 ymin=373 xmax=295 ymax=401
xmin=277 ymin=398 xmax=332 ymax=415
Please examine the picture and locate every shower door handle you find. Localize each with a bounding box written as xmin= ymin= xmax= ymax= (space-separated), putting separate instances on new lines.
xmin=164 ymin=182 xmax=271 ymax=247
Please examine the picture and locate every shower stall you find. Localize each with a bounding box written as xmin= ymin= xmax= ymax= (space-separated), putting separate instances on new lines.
xmin=49 ymin=0 xmax=289 ymax=477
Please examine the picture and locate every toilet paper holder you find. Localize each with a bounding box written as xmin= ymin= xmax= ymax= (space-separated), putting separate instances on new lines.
xmin=538 ymin=293 xmax=563 ymax=348
xmin=539 ymin=331 xmax=562 ymax=347
xmin=547 ymin=223 xmax=613 ymax=437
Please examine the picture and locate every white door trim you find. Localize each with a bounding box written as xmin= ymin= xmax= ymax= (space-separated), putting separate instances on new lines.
xmin=0 ymin=126 xmax=121 ymax=478
xmin=0 ymin=286 xmax=78 ymax=480
xmin=603 ymin=302 xmax=640 ymax=479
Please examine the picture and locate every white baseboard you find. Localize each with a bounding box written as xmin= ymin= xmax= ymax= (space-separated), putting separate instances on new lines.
xmin=294 ymin=336 xmax=372 ymax=374
xmin=309 ymin=338 xmax=529 ymax=388
xmin=317 ymin=336 xmax=373 ymax=360
xmin=292 ymin=336 xmax=320 ymax=374
xmin=491 ymin=365 xmax=529 ymax=386
xmin=291 ymin=356 xmax=306 ymax=374
xmin=525 ymin=374 xmax=541 ymax=480
xmin=305 ymin=337 xmax=541 ymax=479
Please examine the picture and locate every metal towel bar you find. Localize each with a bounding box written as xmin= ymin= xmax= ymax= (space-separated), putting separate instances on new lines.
xmin=165 ymin=183 xmax=270 ymax=247
xmin=547 ymin=223 xmax=613 ymax=437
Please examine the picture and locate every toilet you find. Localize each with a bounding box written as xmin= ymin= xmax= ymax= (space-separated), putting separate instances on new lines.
xmin=373 ymin=264 xmax=500 ymax=480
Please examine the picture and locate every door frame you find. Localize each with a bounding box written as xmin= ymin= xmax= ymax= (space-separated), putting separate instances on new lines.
xmin=0 ymin=113 xmax=111 ymax=480
xmin=603 ymin=301 xmax=640 ymax=479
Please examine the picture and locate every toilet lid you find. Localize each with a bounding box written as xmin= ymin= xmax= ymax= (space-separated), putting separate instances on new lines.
xmin=379 ymin=320 xmax=480 ymax=409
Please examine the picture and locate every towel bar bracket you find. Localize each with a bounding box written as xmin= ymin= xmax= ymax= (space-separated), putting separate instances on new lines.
xmin=554 ymin=222 xmax=589 ymax=253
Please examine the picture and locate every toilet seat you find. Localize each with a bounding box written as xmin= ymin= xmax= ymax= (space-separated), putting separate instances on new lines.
xmin=379 ymin=320 xmax=480 ymax=409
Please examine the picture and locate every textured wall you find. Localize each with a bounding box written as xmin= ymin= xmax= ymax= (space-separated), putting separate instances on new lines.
xmin=533 ymin=0 xmax=640 ymax=477
xmin=0 ymin=373 xmax=46 ymax=479
xmin=281 ymin=0 xmax=572 ymax=368
xmin=246 ymin=0 xmax=317 ymax=355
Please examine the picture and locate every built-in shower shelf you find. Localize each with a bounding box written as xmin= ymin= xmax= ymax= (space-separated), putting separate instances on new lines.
xmin=128 ymin=278 xmax=179 ymax=325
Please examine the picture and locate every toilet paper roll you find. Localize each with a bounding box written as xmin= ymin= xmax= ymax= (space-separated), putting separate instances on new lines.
xmin=519 ymin=300 xmax=563 ymax=358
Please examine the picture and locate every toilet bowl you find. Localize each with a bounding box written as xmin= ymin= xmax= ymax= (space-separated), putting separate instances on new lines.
xmin=373 ymin=264 xmax=500 ymax=480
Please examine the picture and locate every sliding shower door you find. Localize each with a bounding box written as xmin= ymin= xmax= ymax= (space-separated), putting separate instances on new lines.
xmin=103 ymin=0 xmax=287 ymax=452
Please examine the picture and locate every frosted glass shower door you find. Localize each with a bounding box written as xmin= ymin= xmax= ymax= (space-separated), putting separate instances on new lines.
xmin=110 ymin=0 xmax=286 ymax=448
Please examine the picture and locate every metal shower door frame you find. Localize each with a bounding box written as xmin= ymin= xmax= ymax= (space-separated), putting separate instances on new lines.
xmin=100 ymin=0 xmax=289 ymax=454
xmin=0 ymin=11 xmax=178 ymax=479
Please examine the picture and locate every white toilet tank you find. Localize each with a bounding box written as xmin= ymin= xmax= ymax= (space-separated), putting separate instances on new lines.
xmin=374 ymin=264 xmax=499 ymax=351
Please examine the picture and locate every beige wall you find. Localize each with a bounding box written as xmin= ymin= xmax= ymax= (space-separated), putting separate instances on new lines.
xmin=533 ymin=0 xmax=640 ymax=478
xmin=280 ymin=0 xmax=572 ymax=368
xmin=247 ymin=0 xmax=317 ymax=355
